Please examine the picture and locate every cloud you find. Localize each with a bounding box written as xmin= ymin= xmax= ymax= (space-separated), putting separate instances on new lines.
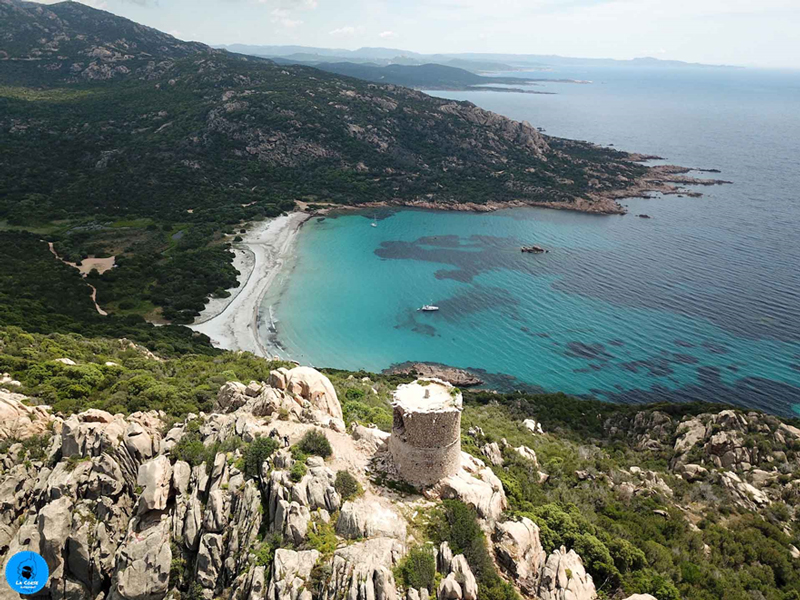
xmin=270 ymin=7 xmax=303 ymax=28
xmin=379 ymin=31 xmax=398 ymax=39
xmin=329 ymin=26 xmax=362 ymax=37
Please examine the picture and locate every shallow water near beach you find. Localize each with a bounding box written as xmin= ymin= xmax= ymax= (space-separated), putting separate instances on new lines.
xmin=264 ymin=66 xmax=800 ymax=417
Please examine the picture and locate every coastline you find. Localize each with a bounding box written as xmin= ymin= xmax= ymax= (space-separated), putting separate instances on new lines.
xmin=307 ymin=163 xmax=730 ymax=218
xmin=189 ymin=211 xmax=310 ymax=358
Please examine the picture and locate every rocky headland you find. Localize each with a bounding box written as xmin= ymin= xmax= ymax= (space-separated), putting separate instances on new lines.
xmin=2 ymin=350 xmax=799 ymax=600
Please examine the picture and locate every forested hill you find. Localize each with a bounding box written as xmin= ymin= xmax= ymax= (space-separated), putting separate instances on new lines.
xmin=0 ymin=0 xmax=652 ymax=223
xmin=0 ymin=0 xmax=209 ymax=84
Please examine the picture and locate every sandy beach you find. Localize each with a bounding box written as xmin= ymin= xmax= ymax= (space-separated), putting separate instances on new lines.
xmin=189 ymin=212 xmax=310 ymax=357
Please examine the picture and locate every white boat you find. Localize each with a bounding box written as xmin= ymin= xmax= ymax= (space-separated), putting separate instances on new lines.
xmin=371 ymin=215 xmax=377 ymax=227
xmin=418 ymin=304 xmax=439 ymax=312
xmin=371 ymin=221 xmax=377 ymax=227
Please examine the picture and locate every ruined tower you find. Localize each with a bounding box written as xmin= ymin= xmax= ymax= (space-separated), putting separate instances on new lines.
xmin=389 ymin=378 xmax=463 ymax=487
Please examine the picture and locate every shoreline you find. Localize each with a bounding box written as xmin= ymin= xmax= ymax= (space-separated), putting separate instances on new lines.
xmin=307 ymin=164 xmax=730 ymax=218
xmin=189 ymin=212 xmax=310 ymax=358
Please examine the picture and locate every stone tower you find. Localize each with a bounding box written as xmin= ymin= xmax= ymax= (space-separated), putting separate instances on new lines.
xmin=389 ymin=378 xmax=463 ymax=487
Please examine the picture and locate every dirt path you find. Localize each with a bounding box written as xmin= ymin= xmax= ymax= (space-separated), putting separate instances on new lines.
xmin=48 ymin=242 xmax=109 ymax=316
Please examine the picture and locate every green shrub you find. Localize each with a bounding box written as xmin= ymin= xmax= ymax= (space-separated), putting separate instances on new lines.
xmin=254 ymin=534 xmax=284 ymax=570
xmin=307 ymin=518 xmax=338 ymax=555
xmin=345 ymin=387 xmax=365 ymax=401
xmin=243 ymin=436 xmax=280 ymax=479
xmin=395 ymin=546 xmax=436 ymax=591
xmin=290 ymin=460 xmax=307 ymax=482
xmin=296 ymin=430 xmax=333 ymax=459
xmin=334 ymin=470 xmax=363 ymax=502
xmin=171 ymin=434 xmax=208 ymax=467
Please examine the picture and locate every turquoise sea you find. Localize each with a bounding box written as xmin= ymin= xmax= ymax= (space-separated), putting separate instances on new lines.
xmin=262 ymin=66 xmax=800 ymax=417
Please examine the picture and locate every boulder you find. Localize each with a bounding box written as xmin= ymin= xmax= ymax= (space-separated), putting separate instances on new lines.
xmin=62 ymin=411 xmax=128 ymax=458
xmin=110 ymin=515 xmax=172 ymax=600
xmin=673 ymin=418 xmax=706 ymax=455
xmin=434 ymin=453 xmax=507 ymax=523
xmin=0 ymin=390 xmax=55 ymax=440
xmin=493 ymin=517 xmax=546 ymax=595
xmin=514 ymin=445 xmax=539 ymax=468
xmin=537 ymin=546 xmax=596 ymax=600
xmin=136 ymin=456 xmax=172 ymax=514
xmin=449 ymin=555 xmax=477 ymax=600
xmin=480 ymin=442 xmax=504 ymax=467
xmin=438 ymin=574 xmax=461 ymax=600
xmin=280 ymin=367 xmax=342 ymax=420
xmin=522 ymin=419 xmax=544 ymax=435
xmin=351 ymin=424 xmax=391 ymax=452
xmin=336 ymin=497 xmax=407 ymax=540
xmin=215 ymin=381 xmax=249 ymax=412
xmin=676 ymin=463 xmax=708 ymax=482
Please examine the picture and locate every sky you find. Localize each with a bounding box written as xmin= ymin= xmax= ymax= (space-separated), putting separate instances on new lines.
xmin=37 ymin=0 xmax=800 ymax=68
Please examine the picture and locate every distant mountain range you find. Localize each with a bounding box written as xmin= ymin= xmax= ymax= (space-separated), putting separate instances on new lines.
xmin=217 ymin=44 xmax=741 ymax=71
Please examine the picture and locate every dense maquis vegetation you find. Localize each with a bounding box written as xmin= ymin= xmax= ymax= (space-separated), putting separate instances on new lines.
xmin=0 ymin=327 xmax=289 ymax=415
xmin=461 ymin=394 xmax=800 ymax=600
xmin=0 ymin=232 xmax=217 ymax=354
xmin=0 ymin=0 xmax=649 ymax=222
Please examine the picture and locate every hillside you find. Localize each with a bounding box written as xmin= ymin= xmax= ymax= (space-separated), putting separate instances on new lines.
xmin=0 ymin=328 xmax=798 ymax=600
xmin=0 ymin=0 xmax=711 ymax=225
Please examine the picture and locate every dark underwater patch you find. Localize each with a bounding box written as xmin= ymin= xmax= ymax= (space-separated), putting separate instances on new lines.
xmin=701 ymin=340 xmax=730 ymax=355
xmin=671 ymin=353 xmax=700 ymax=365
xmin=565 ymin=341 xmax=614 ymax=361
xmin=620 ymin=357 xmax=675 ymax=377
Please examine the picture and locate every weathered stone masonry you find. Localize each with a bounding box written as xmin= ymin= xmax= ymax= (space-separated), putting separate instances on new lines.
xmin=389 ymin=378 xmax=463 ymax=487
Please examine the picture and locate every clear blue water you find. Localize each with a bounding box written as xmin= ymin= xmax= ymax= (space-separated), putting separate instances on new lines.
xmin=263 ymin=66 xmax=800 ymax=417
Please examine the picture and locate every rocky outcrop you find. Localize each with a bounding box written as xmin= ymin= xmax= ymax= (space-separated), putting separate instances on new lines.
xmin=0 ymin=390 xmax=54 ymax=440
xmin=267 ymin=548 xmax=320 ymax=600
xmin=606 ymin=407 xmax=800 ymax=511
xmin=385 ymin=363 xmax=483 ymax=387
xmin=480 ymin=442 xmax=504 ymax=467
xmin=322 ymin=538 xmax=403 ymax=600
xmin=214 ymin=368 xmax=344 ymax=432
xmin=523 ymin=419 xmax=544 ymax=435
xmin=493 ymin=518 xmax=547 ymax=595
xmin=336 ymin=497 xmax=407 ymax=540
xmin=269 ymin=366 xmax=343 ymax=421
xmin=537 ymin=546 xmax=596 ymax=600
xmin=433 ymin=452 xmax=507 ymax=523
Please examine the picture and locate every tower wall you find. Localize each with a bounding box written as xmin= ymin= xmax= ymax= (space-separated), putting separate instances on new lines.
xmin=389 ymin=379 xmax=463 ymax=487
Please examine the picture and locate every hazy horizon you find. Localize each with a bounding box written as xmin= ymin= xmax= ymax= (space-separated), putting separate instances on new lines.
xmin=33 ymin=0 xmax=800 ymax=70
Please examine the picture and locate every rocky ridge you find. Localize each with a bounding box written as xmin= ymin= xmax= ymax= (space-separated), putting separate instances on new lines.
xmin=0 ymin=367 xmax=606 ymax=600
xmin=604 ymin=408 xmax=800 ymax=512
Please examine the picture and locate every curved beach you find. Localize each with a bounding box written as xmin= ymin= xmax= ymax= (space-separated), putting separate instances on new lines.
xmin=189 ymin=212 xmax=310 ymax=356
